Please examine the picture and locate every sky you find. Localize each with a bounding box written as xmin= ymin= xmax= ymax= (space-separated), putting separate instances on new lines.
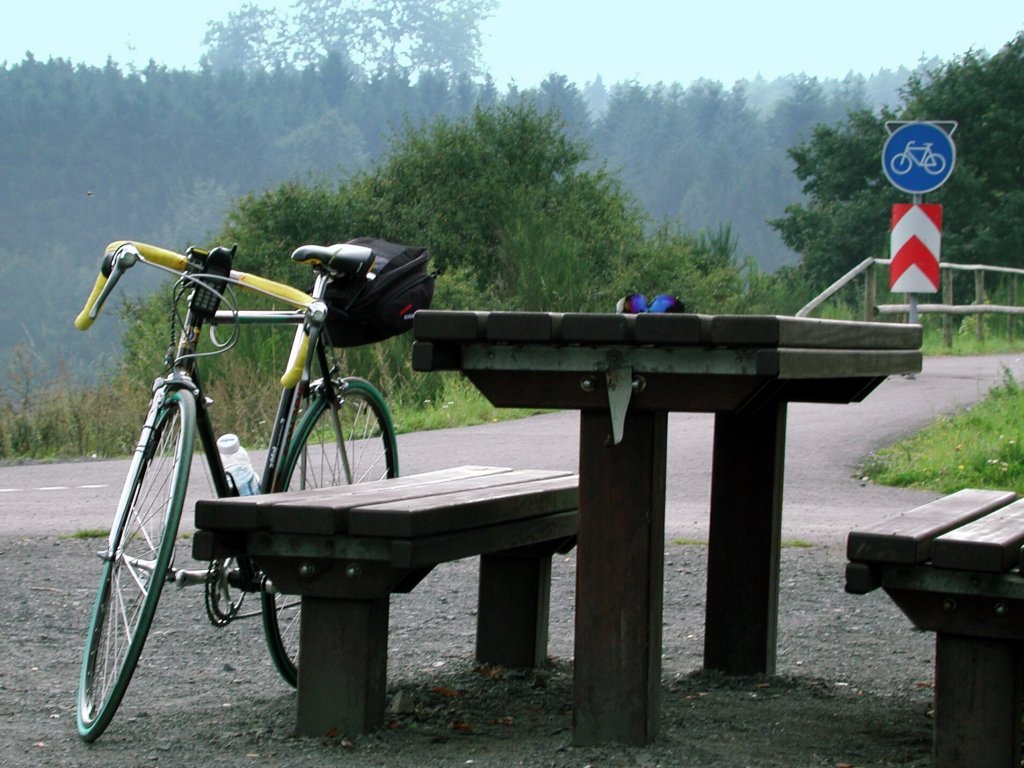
xmin=1 ymin=1 xmax=1021 ymax=88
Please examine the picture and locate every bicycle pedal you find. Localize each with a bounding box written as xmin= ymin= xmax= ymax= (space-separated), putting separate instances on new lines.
xmin=172 ymin=568 xmax=208 ymax=588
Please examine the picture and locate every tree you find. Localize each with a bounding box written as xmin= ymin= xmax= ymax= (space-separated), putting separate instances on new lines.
xmin=529 ymin=73 xmax=591 ymax=132
xmin=770 ymin=108 xmax=895 ymax=287
xmin=202 ymin=0 xmax=497 ymax=79
xmin=342 ymin=102 xmax=644 ymax=303
xmin=201 ymin=4 xmax=293 ymax=73
xmin=772 ymin=31 xmax=1024 ymax=288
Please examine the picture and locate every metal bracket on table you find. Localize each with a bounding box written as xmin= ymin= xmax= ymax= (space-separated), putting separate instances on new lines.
xmin=605 ymin=363 xmax=633 ymax=445
xmin=581 ymin=360 xmax=645 ymax=445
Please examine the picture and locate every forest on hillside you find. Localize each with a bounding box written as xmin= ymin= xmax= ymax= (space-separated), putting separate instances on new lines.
xmin=0 ymin=0 xmax=990 ymax=382
xmin=0 ymin=57 xmax=921 ymax=378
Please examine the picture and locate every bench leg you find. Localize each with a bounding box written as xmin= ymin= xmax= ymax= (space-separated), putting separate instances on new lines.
xmin=295 ymin=595 xmax=389 ymax=737
xmin=933 ymin=633 xmax=1023 ymax=768
xmin=477 ymin=551 xmax=552 ymax=668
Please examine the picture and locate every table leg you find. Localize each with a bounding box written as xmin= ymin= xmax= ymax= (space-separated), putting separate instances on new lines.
xmin=573 ymin=409 xmax=667 ymax=746
xmin=704 ymin=401 xmax=787 ymax=675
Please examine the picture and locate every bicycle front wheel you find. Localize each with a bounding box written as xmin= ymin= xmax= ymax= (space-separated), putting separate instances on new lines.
xmin=262 ymin=376 xmax=398 ymax=686
xmin=76 ymin=388 xmax=196 ymax=741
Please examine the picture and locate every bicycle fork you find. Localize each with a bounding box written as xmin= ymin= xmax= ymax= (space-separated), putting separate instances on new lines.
xmin=97 ymin=382 xmax=178 ymax=564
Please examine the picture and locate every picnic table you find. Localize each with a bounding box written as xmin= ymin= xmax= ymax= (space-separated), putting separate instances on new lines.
xmin=412 ymin=309 xmax=922 ymax=745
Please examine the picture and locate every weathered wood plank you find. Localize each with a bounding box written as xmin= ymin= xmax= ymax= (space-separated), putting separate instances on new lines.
xmin=200 ymin=465 xmax=512 ymax=511
xmin=412 ymin=310 xmax=485 ymax=340
xmin=846 ymin=489 xmax=1018 ymax=564
xmin=196 ymin=466 xmax=532 ymax=532
xmin=346 ymin=474 xmax=578 ymax=537
xmin=267 ymin=469 xmax=574 ymax=535
xmin=485 ymin=311 xmax=554 ymax=342
xmin=756 ymin=349 xmax=923 ymax=378
xmin=632 ymin=313 xmax=703 ymax=345
xmin=931 ymin=499 xmax=1024 ymax=572
xmin=410 ymin=340 xmax=461 ymax=371
xmin=558 ymin=312 xmax=630 ymax=343
xmin=415 ymin=311 xmax=921 ymax=351
xmin=844 ymin=561 xmax=882 ymax=594
xmin=389 ymin=509 xmax=578 ymax=568
xmin=708 ymin=314 xmax=922 ymax=349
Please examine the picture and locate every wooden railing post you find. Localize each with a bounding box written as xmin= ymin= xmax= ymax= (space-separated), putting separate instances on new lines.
xmin=975 ymin=269 xmax=986 ymax=342
xmin=942 ymin=267 xmax=954 ymax=348
xmin=864 ymin=262 xmax=877 ymax=321
xmin=1010 ymin=276 xmax=1017 ymax=343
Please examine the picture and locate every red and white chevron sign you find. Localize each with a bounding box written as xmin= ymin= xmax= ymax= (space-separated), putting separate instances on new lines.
xmin=890 ymin=203 xmax=942 ymax=292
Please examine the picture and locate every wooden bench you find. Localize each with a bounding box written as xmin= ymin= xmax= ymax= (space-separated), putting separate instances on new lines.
xmin=192 ymin=465 xmax=578 ymax=737
xmin=845 ymin=488 xmax=1024 ymax=768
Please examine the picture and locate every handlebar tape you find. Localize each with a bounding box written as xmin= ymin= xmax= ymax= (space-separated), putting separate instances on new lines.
xmin=74 ymin=273 xmax=108 ymax=330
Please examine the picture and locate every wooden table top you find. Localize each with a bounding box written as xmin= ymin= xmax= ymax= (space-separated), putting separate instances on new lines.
xmin=412 ymin=311 xmax=922 ymax=420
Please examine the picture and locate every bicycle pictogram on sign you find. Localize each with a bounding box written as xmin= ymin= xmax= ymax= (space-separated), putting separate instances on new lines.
xmin=882 ymin=121 xmax=956 ymax=195
xmin=888 ymin=141 xmax=947 ymax=177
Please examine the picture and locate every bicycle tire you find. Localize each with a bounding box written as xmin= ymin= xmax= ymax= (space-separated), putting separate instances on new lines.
xmin=261 ymin=376 xmax=398 ymax=686
xmin=76 ymin=388 xmax=196 ymax=741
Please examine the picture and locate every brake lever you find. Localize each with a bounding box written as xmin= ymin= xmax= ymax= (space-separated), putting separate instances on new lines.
xmin=89 ymin=245 xmax=140 ymax=320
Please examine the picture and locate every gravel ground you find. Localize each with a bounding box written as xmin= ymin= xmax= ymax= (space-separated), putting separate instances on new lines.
xmin=8 ymin=354 xmax=1016 ymax=766
xmin=1 ymin=532 xmax=936 ymax=768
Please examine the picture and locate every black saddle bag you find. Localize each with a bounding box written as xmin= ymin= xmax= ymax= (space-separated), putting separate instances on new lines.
xmin=324 ymin=237 xmax=435 ymax=347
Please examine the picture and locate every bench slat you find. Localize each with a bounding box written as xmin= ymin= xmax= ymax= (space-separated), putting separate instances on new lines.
xmin=846 ymin=489 xmax=1018 ymax=564
xmin=194 ymin=465 xmax=517 ymax=531
xmin=348 ymin=476 xmax=578 ymax=537
xmin=267 ymin=469 xmax=575 ymax=535
xmin=389 ymin=509 xmax=578 ymax=569
xmin=931 ymin=499 xmax=1024 ymax=572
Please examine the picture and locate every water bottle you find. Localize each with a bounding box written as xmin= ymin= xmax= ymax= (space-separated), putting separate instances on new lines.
xmin=216 ymin=433 xmax=260 ymax=496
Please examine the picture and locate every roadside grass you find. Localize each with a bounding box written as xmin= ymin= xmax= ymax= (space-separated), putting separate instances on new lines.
xmin=62 ymin=529 xmax=108 ymax=540
xmin=64 ymin=528 xmax=193 ymax=540
xmin=390 ymin=375 xmax=541 ymax=433
xmin=920 ymin=322 xmax=1024 ymax=356
xmin=863 ymin=366 xmax=1024 ymax=494
xmin=672 ymin=537 xmax=814 ymax=549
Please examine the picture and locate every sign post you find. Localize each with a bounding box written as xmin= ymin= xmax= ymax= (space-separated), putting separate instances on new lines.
xmin=882 ymin=121 xmax=957 ymax=325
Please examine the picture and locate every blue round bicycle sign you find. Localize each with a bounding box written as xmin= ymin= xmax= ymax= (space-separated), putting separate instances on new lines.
xmin=882 ymin=121 xmax=956 ymax=194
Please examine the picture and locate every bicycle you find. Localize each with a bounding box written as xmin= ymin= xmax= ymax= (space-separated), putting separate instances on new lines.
xmin=73 ymin=239 xmax=404 ymax=741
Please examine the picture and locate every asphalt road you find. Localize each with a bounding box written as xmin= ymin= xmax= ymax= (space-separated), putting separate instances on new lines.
xmin=2 ymin=353 xmax=1020 ymax=540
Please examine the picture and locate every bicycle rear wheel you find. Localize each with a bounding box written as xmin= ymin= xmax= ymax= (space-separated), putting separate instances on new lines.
xmin=262 ymin=376 xmax=398 ymax=686
xmin=76 ymin=388 xmax=195 ymax=741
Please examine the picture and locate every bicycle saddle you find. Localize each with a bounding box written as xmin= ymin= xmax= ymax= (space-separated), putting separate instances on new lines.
xmin=291 ymin=243 xmax=375 ymax=280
